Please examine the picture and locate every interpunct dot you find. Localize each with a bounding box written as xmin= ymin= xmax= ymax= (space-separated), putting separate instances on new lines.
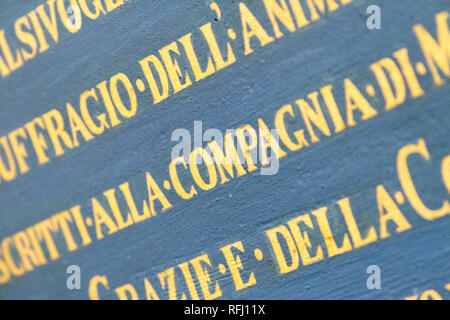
xmin=415 ymin=62 xmax=427 ymax=75
xmin=136 ymin=78 xmax=146 ymax=92
xmin=218 ymin=264 xmax=227 ymax=274
xmin=227 ymin=29 xmax=236 ymax=40
xmin=163 ymin=180 xmax=171 ymax=190
xmin=366 ymin=85 xmax=375 ymax=96
xmin=395 ymin=191 xmax=405 ymax=205
xmin=254 ymin=248 xmax=263 ymax=261
xmin=85 ymin=217 xmax=93 ymax=227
